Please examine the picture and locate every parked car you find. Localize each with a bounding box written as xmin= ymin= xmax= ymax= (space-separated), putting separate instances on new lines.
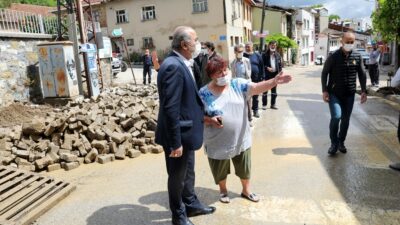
xmin=111 ymin=55 xmax=121 ymax=77
xmin=355 ymin=48 xmax=369 ymax=69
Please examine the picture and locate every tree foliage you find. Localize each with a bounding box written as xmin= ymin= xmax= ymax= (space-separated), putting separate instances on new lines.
xmin=0 ymin=0 xmax=57 ymax=8
xmin=329 ymin=14 xmax=340 ymax=22
xmin=265 ymin=33 xmax=298 ymax=49
xmin=310 ymin=4 xmax=324 ymax=9
xmin=372 ymin=0 xmax=400 ymax=41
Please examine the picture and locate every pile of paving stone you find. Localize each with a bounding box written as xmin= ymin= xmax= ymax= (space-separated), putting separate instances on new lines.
xmin=0 ymin=84 xmax=164 ymax=172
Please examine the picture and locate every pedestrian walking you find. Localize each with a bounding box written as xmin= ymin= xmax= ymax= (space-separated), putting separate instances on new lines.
xmin=368 ymin=44 xmax=381 ymax=87
xmin=142 ymin=49 xmax=153 ymax=84
xmin=262 ymin=40 xmax=283 ymax=110
xmin=244 ymin=42 xmax=265 ymax=118
xmin=321 ymin=32 xmax=367 ymax=156
xmin=155 ymin=26 xmax=216 ymax=225
xmin=230 ymin=44 xmax=252 ymax=125
xmin=200 ymin=55 xmax=292 ymax=204
xmin=389 ymin=67 xmax=400 ymax=171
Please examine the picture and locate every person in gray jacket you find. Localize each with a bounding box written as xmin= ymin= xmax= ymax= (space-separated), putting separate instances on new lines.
xmin=231 ymin=44 xmax=252 ymax=124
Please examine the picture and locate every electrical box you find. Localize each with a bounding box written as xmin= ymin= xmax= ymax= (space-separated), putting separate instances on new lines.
xmin=37 ymin=41 xmax=79 ymax=98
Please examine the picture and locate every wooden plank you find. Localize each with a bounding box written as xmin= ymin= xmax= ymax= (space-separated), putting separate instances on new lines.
xmin=0 ymin=174 xmax=32 ymax=194
xmin=0 ymin=171 xmax=24 ymax=185
xmin=12 ymin=182 xmax=76 ymax=225
xmin=0 ymin=167 xmax=75 ymax=225
xmin=0 ymin=178 xmax=51 ymax=215
xmin=0 ymin=180 xmax=59 ymax=220
xmin=0 ymin=176 xmax=39 ymax=201
xmin=0 ymin=169 xmax=14 ymax=179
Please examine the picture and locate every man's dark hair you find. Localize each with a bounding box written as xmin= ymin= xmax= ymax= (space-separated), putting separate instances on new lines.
xmin=269 ymin=40 xmax=277 ymax=45
xmin=204 ymin=42 xmax=215 ymax=51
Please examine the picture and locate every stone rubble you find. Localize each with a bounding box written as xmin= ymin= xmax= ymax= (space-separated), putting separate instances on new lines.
xmin=0 ymin=85 xmax=164 ymax=172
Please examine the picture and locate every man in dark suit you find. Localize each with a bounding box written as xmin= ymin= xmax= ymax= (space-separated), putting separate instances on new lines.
xmin=262 ymin=40 xmax=283 ymax=110
xmin=155 ymin=26 xmax=216 ymax=225
xmin=142 ymin=49 xmax=153 ymax=84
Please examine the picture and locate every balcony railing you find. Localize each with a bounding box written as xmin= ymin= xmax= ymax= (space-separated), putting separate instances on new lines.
xmin=0 ymin=8 xmax=58 ymax=36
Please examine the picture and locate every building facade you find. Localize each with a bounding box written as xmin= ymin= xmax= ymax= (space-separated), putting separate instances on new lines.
xmin=101 ymin=0 xmax=252 ymax=62
xmin=295 ymin=9 xmax=316 ymax=66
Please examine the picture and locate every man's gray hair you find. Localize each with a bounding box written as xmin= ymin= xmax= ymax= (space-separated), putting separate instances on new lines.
xmin=171 ymin=26 xmax=194 ymax=50
xmin=234 ymin=44 xmax=244 ymax=52
xmin=245 ymin=41 xmax=253 ymax=46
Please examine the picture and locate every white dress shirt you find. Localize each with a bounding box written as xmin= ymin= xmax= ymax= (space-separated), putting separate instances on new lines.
xmin=173 ymin=50 xmax=195 ymax=81
xmin=270 ymin=54 xmax=276 ymax=72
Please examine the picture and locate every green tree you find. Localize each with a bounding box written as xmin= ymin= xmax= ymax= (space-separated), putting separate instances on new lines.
xmin=372 ymin=0 xmax=400 ymax=68
xmin=310 ymin=4 xmax=324 ymax=9
xmin=329 ymin=14 xmax=341 ymax=22
xmin=265 ymin=33 xmax=298 ymax=64
xmin=0 ymin=0 xmax=57 ymax=8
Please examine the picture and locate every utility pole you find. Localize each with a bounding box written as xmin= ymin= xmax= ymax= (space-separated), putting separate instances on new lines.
xmin=76 ymin=0 xmax=93 ymax=97
xmin=67 ymin=0 xmax=84 ymax=95
xmin=259 ymin=0 xmax=267 ymax=52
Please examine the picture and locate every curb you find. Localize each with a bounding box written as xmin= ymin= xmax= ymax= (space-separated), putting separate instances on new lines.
xmin=365 ymin=87 xmax=400 ymax=106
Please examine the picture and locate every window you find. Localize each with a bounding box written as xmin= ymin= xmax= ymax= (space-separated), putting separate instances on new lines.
xmin=116 ymin=10 xmax=128 ymax=23
xmin=142 ymin=6 xmax=156 ymax=21
xmin=230 ymin=36 xmax=234 ymax=47
xmin=127 ymin=39 xmax=134 ymax=46
xmin=143 ymin=37 xmax=154 ymax=48
xmin=193 ymin=0 xmax=208 ymax=13
xmin=235 ymin=36 xmax=239 ymax=45
xmin=93 ymin=10 xmax=100 ymax=22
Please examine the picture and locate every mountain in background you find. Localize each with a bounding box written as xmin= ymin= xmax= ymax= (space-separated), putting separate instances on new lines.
xmin=0 ymin=0 xmax=57 ymax=8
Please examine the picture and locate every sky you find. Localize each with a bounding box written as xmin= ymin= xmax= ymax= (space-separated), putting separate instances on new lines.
xmin=267 ymin=0 xmax=376 ymax=20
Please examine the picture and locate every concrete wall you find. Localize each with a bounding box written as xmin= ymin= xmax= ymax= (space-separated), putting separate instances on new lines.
xmin=0 ymin=36 xmax=113 ymax=107
xmin=0 ymin=37 xmax=47 ymax=107
xmin=252 ymin=8 xmax=283 ymax=44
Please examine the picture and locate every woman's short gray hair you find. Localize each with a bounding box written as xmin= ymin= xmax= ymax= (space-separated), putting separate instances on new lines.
xmin=171 ymin=26 xmax=194 ymax=50
xmin=234 ymin=44 xmax=244 ymax=52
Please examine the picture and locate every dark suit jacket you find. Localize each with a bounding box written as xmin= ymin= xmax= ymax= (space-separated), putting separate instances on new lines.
xmin=262 ymin=50 xmax=282 ymax=80
xmin=155 ymin=52 xmax=204 ymax=152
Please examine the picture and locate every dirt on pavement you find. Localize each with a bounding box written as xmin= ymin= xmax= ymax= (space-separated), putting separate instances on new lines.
xmin=0 ymin=103 xmax=53 ymax=127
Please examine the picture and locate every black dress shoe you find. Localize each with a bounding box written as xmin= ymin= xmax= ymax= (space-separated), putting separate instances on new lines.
xmin=338 ymin=142 xmax=347 ymax=153
xmin=389 ymin=162 xmax=400 ymax=171
xmin=253 ymin=111 xmax=260 ymax=118
xmin=172 ymin=218 xmax=194 ymax=225
xmin=270 ymin=105 xmax=278 ymax=110
xmin=187 ymin=206 xmax=216 ymax=217
xmin=328 ymin=144 xmax=338 ymax=156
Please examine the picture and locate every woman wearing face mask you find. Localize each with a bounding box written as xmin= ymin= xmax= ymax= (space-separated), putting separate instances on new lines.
xmin=199 ymin=55 xmax=292 ymax=203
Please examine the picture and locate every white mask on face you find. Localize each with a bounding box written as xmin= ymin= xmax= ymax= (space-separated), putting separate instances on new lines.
xmin=270 ymin=47 xmax=276 ymax=52
xmin=201 ymin=48 xmax=208 ymax=55
xmin=216 ymin=74 xmax=231 ymax=86
xmin=191 ymin=41 xmax=202 ymax=59
xmin=236 ymin=52 xmax=243 ymax=59
xmin=343 ymin=44 xmax=354 ymax=52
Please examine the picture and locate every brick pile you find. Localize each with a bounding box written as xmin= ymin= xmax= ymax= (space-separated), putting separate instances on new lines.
xmin=0 ymin=85 xmax=164 ymax=172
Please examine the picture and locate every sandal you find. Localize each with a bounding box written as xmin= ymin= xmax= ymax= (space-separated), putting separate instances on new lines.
xmin=241 ymin=193 xmax=260 ymax=202
xmin=219 ymin=193 xmax=230 ymax=203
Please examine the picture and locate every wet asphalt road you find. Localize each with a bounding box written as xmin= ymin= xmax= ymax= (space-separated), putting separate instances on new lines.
xmin=35 ymin=65 xmax=400 ymax=225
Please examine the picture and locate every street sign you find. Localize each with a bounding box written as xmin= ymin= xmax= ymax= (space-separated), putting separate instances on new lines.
xmin=219 ymin=35 xmax=227 ymax=41
xmin=112 ymin=28 xmax=123 ymax=37
xmin=252 ymin=30 xmax=269 ymax=37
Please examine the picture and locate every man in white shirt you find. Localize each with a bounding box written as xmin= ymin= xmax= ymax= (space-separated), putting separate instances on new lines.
xmin=368 ymin=44 xmax=381 ymax=87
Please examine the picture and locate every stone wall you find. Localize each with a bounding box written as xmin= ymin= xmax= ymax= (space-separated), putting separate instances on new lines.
xmin=0 ymin=37 xmax=47 ymax=107
xmin=0 ymin=37 xmax=113 ymax=107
